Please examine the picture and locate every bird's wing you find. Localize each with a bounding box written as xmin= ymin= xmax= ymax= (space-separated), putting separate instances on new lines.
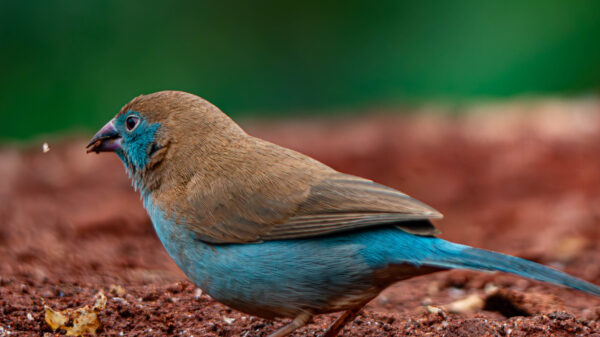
xmin=184 ymin=168 xmax=442 ymax=244
xmin=260 ymin=173 xmax=442 ymax=240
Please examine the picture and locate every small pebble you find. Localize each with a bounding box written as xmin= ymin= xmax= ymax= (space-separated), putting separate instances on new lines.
xmin=109 ymin=284 xmax=126 ymax=297
xmin=112 ymin=297 xmax=129 ymax=305
xmin=446 ymin=294 xmax=484 ymax=313
xmin=484 ymin=283 xmax=499 ymax=294
xmin=447 ymin=287 xmax=465 ymax=299
xmin=426 ymin=305 xmax=443 ymax=314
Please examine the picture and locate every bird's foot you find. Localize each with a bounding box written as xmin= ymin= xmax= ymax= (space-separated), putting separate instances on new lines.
xmin=267 ymin=312 xmax=312 ymax=337
xmin=321 ymin=305 xmax=365 ymax=337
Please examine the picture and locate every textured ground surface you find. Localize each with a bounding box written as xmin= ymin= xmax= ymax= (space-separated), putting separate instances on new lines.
xmin=2 ymin=100 xmax=600 ymax=336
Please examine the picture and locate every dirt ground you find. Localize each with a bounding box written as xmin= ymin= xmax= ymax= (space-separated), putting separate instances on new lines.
xmin=2 ymin=100 xmax=600 ymax=336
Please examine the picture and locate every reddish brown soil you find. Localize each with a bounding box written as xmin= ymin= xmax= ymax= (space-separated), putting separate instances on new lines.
xmin=2 ymin=102 xmax=600 ymax=336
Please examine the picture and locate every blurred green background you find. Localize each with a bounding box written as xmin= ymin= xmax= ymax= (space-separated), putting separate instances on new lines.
xmin=1 ymin=0 xmax=600 ymax=141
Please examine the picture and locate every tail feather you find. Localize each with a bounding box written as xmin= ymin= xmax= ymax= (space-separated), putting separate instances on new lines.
xmin=423 ymin=241 xmax=600 ymax=297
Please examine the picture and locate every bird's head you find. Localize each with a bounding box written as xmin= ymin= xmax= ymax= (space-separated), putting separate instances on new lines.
xmin=87 ymin=90 xmax=245 ymax=191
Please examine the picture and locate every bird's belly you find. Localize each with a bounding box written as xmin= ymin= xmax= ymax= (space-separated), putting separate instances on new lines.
xmin=145 ymin=201 xmax=438 ymax=319
xmin=167 ymin=233 xmax=383 ymax=318
xmin=147 ymin=214 xmax=384 ymax=317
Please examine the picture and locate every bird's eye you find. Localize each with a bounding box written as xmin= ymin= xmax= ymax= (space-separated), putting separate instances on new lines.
xmin=125 ymin=116 xmax=139 ymax=131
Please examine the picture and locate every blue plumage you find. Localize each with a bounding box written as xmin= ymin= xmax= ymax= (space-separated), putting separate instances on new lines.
xmin=145 ymin=197 xmax=600 ymax=322
xmin=114 ymin=111 xmax=161 ymax=177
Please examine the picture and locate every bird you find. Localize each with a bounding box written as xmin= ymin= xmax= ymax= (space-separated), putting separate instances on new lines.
xmin=87 ymin=90 xmax=600 ymax=337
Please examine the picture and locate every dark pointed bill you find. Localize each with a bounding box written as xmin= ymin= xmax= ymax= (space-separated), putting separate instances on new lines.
xmin=86 ymin=120 xmax=122 ymax=153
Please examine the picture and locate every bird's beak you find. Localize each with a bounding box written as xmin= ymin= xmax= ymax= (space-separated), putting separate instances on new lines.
xmin=86 ymin=119 xmax=122 ymax=153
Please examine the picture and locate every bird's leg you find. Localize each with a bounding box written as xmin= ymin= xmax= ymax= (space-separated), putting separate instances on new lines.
xmin=321 ymin=304 xmax=366 ymax=337
xmin=267 ymin=312 xmax=312 ymax=337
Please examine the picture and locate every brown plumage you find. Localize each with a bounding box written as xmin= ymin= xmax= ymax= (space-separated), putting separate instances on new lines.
xmin=121 ymin=90 xmax=442 ymax=244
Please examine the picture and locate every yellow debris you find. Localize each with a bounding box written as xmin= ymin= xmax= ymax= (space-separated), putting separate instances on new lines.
xmin=445 ymin=293 xmax=484 ymax=314
xmin=109 ymin=284 xmax=126 ymax=297
xmin=44 ymin=291 xmax=107 ymax=336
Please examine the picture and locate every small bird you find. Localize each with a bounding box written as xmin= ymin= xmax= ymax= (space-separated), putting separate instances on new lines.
xmin=87 ymin=91 xmax=600 ymax=336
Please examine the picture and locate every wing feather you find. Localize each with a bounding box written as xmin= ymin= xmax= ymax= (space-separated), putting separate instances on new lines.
xmin=176 ymin=139 xmax=442 ymax=243
xmin=261 ymin=174 xmax=442 ymax=240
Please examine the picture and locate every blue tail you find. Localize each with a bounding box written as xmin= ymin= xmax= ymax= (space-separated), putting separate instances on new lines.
xmin=421 ymin=239 xmax=600 ymax=296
